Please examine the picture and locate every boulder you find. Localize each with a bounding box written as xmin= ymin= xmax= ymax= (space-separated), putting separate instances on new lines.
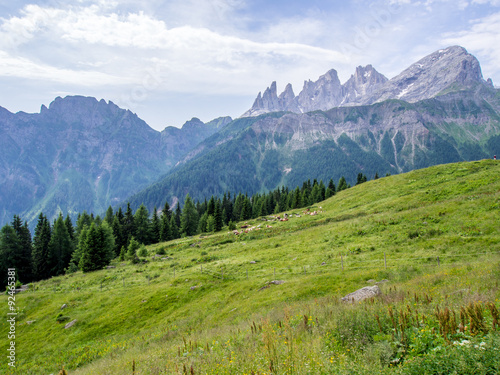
xmin=341 ymin=285 xmax=381 ymax=303
xmin=61 ymin=304 xmax=68 ymax=310
xmin=64 ymin=319 xmax=77 ymax=329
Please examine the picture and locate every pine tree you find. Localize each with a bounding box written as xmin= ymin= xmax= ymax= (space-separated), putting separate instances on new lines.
xmin=0 ymin=224 xmax=21 ymax=287
xmin=170 ymin=215 xmax=180 ymax=239
xmin=126 ymin=237 xmax=140 ymax=264
xmin=11 ymin=216 xmax=33 ymax=283
xmin=150 ymin=207 xmax=160 ymax=244
xmin=337 ymin=176 xmax=348 ymax=192
xmin=76 ymin=211 xmax=92 ymax=237
xmin=79 ymin=222 xmax=113 ymax=272
xmin=207 ymin=215 xmax=216 ymax=232
xmin=123 ymin=203 xmax=136 ymax=244
xmin=198 ymin=212 xmax=208 ymax=233
xmin=67 ymin=226 xmax=87 ymax=273
xmin=160 ymin=209 xmax=172 ymax=242
xmin=174 ymin=202 xmax=182 ymax=229
xmin=181 ymin=194 xmax=199 ymax=237
xmin=47 ymin=214 xmax=74 ymax=276
xmin=134 ymin=204 xmax=151 ymax=245
xmin=32 ymin=213 xmax=51 ymax=281
xmin=112 ymin=216 xmax=125 ymax=257
xmin=207 ymin=196 xmax=215 ymax=217
xmin=214 ymin=201 xmax=223 ymax=232
xmin=64 ymin=215 xmax=75 ymax=243
xmin=104 ymin=206 xmax=114 ymax=224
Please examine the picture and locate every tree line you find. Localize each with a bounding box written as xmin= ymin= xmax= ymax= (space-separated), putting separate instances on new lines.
xmin=0 ymin=173 xmax=376 ymax=287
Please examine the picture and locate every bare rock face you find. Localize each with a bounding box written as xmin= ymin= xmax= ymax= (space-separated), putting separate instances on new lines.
xmin=364 ymin=46 xmax=487 ymax=105
xmin=342 ymin=64 xmax=388 ymax=104
xmin=341 ymin=285 xmax=381 ymax=303
xmin=241 ymin=46 xmax=489 ymax=117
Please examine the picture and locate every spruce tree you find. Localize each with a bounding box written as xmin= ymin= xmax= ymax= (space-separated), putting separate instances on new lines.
xmin=76 ymin=211 xmax=92 ymax=237
xmin=134 ymin=204 xmax=151 ymax=245
xmin=104 ymin=206 xmax=114 ymax=224
xmin=123 ymin=203 xmax=136 ymax=243
xmin=67 ymin=226 xmax=87 ymax=273
xmin=47 ymin=214 xmax=74 ymax=276
xmin=32 ymin=213 xmax=51 ymax=281
xmin=214 ymin=201 xmax=223 ymax=232
xmin=0 ymin=224 xmax=21 ymax=287
xmin=64 ymin=215 xmax=75 ymax=243
xmin=79 ymin=222 xmax=113 ymax=272
xmin=150 ymin=207 xmax=160 ymax=244
xmin=112 ymin=216 xmax=125 ymax=257
xmin=11 ymin=216 xmax=33 ymax=282
xmin=126 ymin=237 xmax=140 ymax=264
xmin=207 ymin=215 xmax=216 ymax=233
xmin=198 ymin=212 xmax=208 ymax=233
xmin=180 ymin=194 xmax=199 ymax=236
xmin=337 ymin=176 xmax=348 ymax=191
xmin=160 ymin=210 xmax=172 ymax=242
xmin=170 ymin=215 xmax=180 ymax=239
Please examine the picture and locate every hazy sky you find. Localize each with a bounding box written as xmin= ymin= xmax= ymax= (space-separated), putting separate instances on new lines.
xmin=1 ymin=0 xmax=499 ymax=130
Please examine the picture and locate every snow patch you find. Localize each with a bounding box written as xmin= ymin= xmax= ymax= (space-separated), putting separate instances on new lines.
xmin=283 ymin=167 xmax=292 ymax=175
xmin=397 ymin=82 xmax=415 ymax=99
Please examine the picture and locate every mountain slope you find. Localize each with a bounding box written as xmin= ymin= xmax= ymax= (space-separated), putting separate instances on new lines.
xmin=4 ymin=160 xmax=500 ymax=374
xmin=0 ymin=96 xmax=231 ymax=227
xmin=126 ymin=87 xmax=500 ymax=212
xmin=242 ymin=46 xmax=493 ymax=117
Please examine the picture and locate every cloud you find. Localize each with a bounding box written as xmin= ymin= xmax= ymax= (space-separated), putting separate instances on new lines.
xmin=441 ymin=11 xmax=500 ymax=82
xmin=0 ymin=2 xmax=347 ymax=94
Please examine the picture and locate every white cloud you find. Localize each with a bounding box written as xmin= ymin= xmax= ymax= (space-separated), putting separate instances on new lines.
xmin=441 ymin=11 xmax=500 ymax=82
xmin=0 ymin=3 xmax=346 ymax=94
xmin=0 ymin=50 xmax=131 ymax=85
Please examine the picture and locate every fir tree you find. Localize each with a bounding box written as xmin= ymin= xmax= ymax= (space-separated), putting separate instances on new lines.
xmin=160 ymin=210 xmax=172 ymax=242
xmin=126 ymin=237 xmax=140 ymax=264
xmin=170 ymin=215 xmax=180 ymax=239
xmin=47 ymin=214 xmax=74 ymax=276
xmin=214 ymin=201 xmax=223 ymax=232
xmin=32 ymin=213 xmax=51 ymax=281
xmin=112 ymin=216 xmax=125 ymax=257
xmin=337 ymin=176 xmax=348 ymax=191
xmin=123 ymin=203 xmax=136 ymax=243
xmin=134 ymin=204 xmax=151 ymax=245
xmin=180 ymin=194 xmax=199 ymax=237
xmin=207 ymin=215 xmax=216 ymax=232
xmin=198 ymin=212 xmax=208 ymax=233
xmin=150 ymin=207 xmax=160 ymax=244
xmin=104 ymin=206 xmax=114 ymax=224
xmin=64 ymin=215 xmax=75 ymax=243
xmin=11 ymin=216 xmax=33 ymax=283
xmin=0 ymin=224 xmax=21 ymax=287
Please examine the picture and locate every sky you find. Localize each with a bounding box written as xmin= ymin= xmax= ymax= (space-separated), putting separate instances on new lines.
xmin=0 ymin=0 xmax=499 ymax=131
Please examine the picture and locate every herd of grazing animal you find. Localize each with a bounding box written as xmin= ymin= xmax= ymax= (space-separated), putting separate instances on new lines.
xmin=231 ymin=207 xmax=323 ymax=235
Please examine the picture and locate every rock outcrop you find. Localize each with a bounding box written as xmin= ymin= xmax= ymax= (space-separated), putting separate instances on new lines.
xmin=241 ymin=46 xmax=492 ymax=117
xmin=341 ymin=285 xmax=382 ymax=303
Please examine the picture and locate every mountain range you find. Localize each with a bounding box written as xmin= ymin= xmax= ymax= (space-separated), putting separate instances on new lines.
xmin=1 ymin=45 xmax=499 ymax=227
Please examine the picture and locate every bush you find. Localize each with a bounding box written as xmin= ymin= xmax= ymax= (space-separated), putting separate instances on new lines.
xmin=138 ymin=245 xmax=148 ymax=257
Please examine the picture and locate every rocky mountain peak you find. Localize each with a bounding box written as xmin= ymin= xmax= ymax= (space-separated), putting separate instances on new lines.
xmin=365 ymin=45 xmax=487 ymax=104
xmin=241 ymin=46 xmax=491 ymax=117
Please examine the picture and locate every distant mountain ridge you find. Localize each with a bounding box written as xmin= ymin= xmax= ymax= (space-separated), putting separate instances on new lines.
xmin=242 ymin=46 xmax=494 ymax=117
xmin=0 ymin=96 xmax=231 ymax=227
xmin=1 ymin=45 xmax=499 ymax=228
xmin=126 ymin=46 xmax=500 ymax=212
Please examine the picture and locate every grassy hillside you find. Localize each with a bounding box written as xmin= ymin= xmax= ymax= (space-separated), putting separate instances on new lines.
xmin=1 ymin=160 xmax=499 ymax=374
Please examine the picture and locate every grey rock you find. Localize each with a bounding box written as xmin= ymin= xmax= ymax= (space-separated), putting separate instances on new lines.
xmin=341 ymin=285 xmax=381 ymax=303
xmin=61 ymin=304 xmax=68 ymax=310
xmin=64 ymin=319 xmax=77 ymax=329
xmin=241 ymin=46 xmax=490 ymax=118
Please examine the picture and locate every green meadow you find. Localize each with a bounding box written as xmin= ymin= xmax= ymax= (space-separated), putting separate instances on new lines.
xmin=1 ymin=159 xmax=499 ymax=374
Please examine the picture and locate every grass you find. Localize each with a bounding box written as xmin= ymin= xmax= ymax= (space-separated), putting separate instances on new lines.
xmin=1 ymin=159 xmax=499 ymax=374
